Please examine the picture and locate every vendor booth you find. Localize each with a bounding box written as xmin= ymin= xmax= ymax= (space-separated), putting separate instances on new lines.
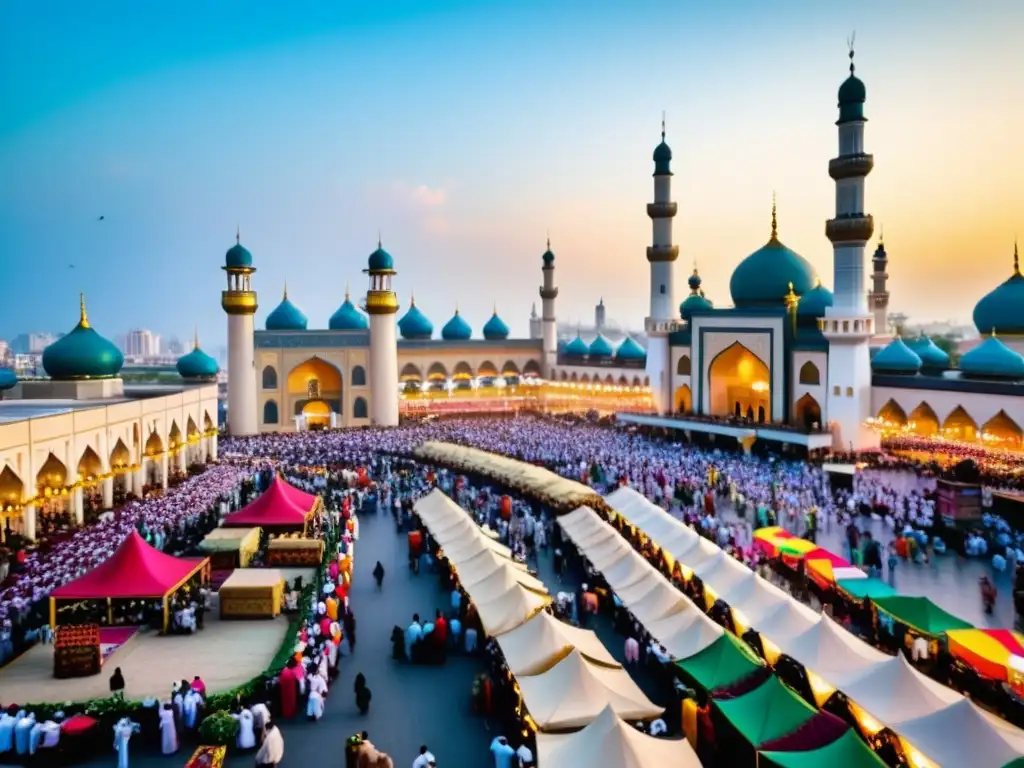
xmin=197 ymin=527 xmax=260 ymax=569
xmin=218 ymin=569 xmax=285 ymax=619
xmin=223 ymin=474 xmax=322 ymax=533
xmin=49 ymin=531 xmax=210 ymax=635
xmin=267 ymin=535 xmax=325 ymax=567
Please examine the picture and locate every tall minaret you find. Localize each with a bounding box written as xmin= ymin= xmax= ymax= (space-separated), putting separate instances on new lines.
xmin=539 ymin=239 xmax=558 ymax=377
xmin=529 ymin=302 xmax=541 ymax=340
xmin=221 ymin=229 xmax=258 ymax=435
xmin=595 ymin=298 xmax=606 ymax=330
xmin=868 ymin=230 xmax=889 ymax=335
xmin=644 ymin=115 xmax=680 ymax=415
xmin=820 ymin=41 xmax=880 ymax=451
xmin=364 ymin=238 xmax=400 ymax=426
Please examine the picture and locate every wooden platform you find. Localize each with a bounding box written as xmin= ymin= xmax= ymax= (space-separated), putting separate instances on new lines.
xmin=0 ymin=611 xmax=291 ymax=703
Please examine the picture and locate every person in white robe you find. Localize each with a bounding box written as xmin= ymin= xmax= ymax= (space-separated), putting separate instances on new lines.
xmin=251 ymin=702 xmax=271 ymax=743
xmin=112 ymin=718 xmax=137 ymax=768
xmin=236 ymin=708 xmax=256 ymax=750
xmin=182 ymin=689 xmax=203 ymax=729
xmin=306 ymin=689 xmax=325 ymax=721
xmin=255 ymin=720 xmax=284 ymax=767
xmin=158 ymin=704 xmax=178 ymax=755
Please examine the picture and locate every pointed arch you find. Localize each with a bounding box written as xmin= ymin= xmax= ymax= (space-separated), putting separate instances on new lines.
xmin=353 ymin=397 xmax=369 ymax=419
xmin=187 ymin=416 xmax=199 ymax=439
xmin=570 ymin=372 xmax=579 ymax=383
xmin=580 ymin=373 xmax=591 ymax=384
xmin=560 ymin=370 xmax=568 ymax=382
xmin=168 ymin=420 xmax=182 ymax=447
xmin=0 ymin=465 xmax=24 ymax=505
xmin=36 ymin=452 xmax=67 ymax=490
xmin=632 ymin=376 xmax=642 ymax=387
xmin=110 ymin=439 xmax=131 ymax=469
xmin=523 ymin=359 xmax=542 ymax=378
xmin=908 ymin=402 xmax=940 ymax=437
xmin=794 ymin=393 xmax=822 ymax=430
xmin=426 ymin=362 xmax=448 ymax=381
xmin=677 ymin=355 xmax=691 ymax=376
xmin=263 ymin=400 xmax=279 ymax=425
xmin=288 ymin=357 xmax=342 ymax=396
xmin=77 ymin=446 xmax=103 ymax=479
xmin=203 ymin=412 xmax=214 ymax=431
xmin=400 ymin=362 xmax=423 ymax=382
xmin=643 ymin=376 xmax=650 ymax=386
xmin=501 ymin=360 xmax=521 ymax=377
xmin=145 ymin=431 xmax=164 ymax=456
xmin=618 ymin=375 xmax=629 ymax=386
xmin=877 ymin=399 xmax=908 ymax=426
xmin=798 ymin=361 xmax=821 ymax=386
xmin=452 ymin=361 xmax=474 ymax=380
xmin=262 ymin=365 xmax=278 ymax=389
xmin=674 ymin=385 xmax=692 ymax=414
xmin=351 ymin=365 xmax=367 ymax=386
xmin=477 ymin=360 xmax=498 ymax=378
xmin=604 ymin=374 xmax=614 ymax=385
xmin=942 ymin=405 xmax=978 ymax=440
xmin=982 ymin=410 xmax=1023 ymax=446
xmin=708 ymin=342 xmax=770 ymax=420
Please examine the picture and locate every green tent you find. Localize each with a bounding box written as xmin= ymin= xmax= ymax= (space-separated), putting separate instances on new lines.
xmin=835 ymin=577 xmax=896 ymax=602
xmin=676 ymin=632 xmax=763 ymax=692
xmin=872 ymin=595 xmax=973 ymax=635
xmin=760 ymin=731 xmax=887 ymax=767
xmin=715 ymin=676 xmax=817 ymax=747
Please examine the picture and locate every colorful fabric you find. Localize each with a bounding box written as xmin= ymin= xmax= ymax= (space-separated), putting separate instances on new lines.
xmin=675 ymin=633 xmax=764 ymax=693
xmin=872 ymin=595 xmax=973 ymax=636
xmin=760 ymin=731 xmax=886 ymax=767
xmin=224 ymin=474 xmax=318 ymax=528
xmin=714 ymin=676 xmax=818 ymax=748
xmin=835 ymin=577 xmax=896 ymax=602
xmin=947 ymin=629 xmax=1024 ymax=682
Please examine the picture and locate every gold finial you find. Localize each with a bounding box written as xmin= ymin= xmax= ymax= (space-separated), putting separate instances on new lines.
xmin=236 ymin=225 xmax=240 ymax=245
xmin=783 ymin=281 xmax=799 ymax=311
xmin=692 ymin=266 xmax=699 ymax=277
xmin=546 ymin=231 xmax=551 ymax=251
xmin=193 ymin=326 xmax=200 ymax=351
xmin=992 ymin=327 xmax=998 ymax=338
xmin=815 ymin=276 xmax=822 ymax=288
xmin=493 ymin=301 xmax=498 ymax=315
xmin=879 ymin=224 xmax=884 ymax=247
xmin=345 ymin=280 xmax=351 ymax=301
xmin=377 ymin=230 xmax=382 ymax=249
xmin=770 ymin=191 xmax=778 ymax=241
xmin=79 ymin=293 xmax=90 ymax=328
xmin=661 ymin=110 xmax=666 ymax=141
xmin=410 ymin=290 xmax=416 ymax=307
xmin=1014 ymin=238 xmax=1020 ymax=277
xmin=847 ymin=31 xmax=856 ymax=75
xmin=455 ymin=301 xmax=460 ymax=315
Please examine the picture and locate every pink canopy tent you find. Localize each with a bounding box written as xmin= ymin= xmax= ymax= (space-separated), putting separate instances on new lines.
xmin=49 ymin=531 xmax=209 ymax=631
xmin=223 ymin=475 xmax=321 ymax=531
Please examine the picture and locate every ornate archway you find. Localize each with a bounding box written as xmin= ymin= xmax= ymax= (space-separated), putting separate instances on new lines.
xmin=145 ymin=431 xmax=164 ymax=457
xmin=77 ymin=447 xmax=103 ymax=480
xmin=674 ymin=385 xmax=692 ymax=414
xmin=302 ymin=400 xmax=332 ymax=430
xmin=288 ymin=357 xmax=343 ymax=415
xmin=877 ymin=399 xmax=908 ymax=427
xmin=798 ymin=361 xmax=821 ymax=386
xmin=708 ymin=343 xmax=770 ymax=421
xmin=908 ymin=403 xmax=939 ymax=437
xmin=187 ymin=417 xmax=199 ymax=440
xmin=110 ymin=439 xmax=131 ymax=469
xmin=501 ymin=360 xmax=521 ymax=378
xmin=794 ymin=394 xmax=822 ymax=430
xmin=982 ymin=411 xmax=1023 ymax=447
xmin=523 ymin=360 xmax=542 ymax=379
xmin=400 ymin=363 xmax=423 ymax=393
xmin=36 ymin=453 xmax=67 ymax=491
xmin=478 ymin=360 xmax=498 ymax=379
xmin=168 ymin=421 xmax=182 ymax=449
xmin=426 ymin=362 xmax=448 ymax=382
xmin=942 ymin=406 xmax=977 ymax=441
xmin=452 ymin=361 xmax=474 ymax=381
xmin=677 ymin=356 xmax=691 ymax=376
xmin=0 ymin=466 xmax=24 ymax=507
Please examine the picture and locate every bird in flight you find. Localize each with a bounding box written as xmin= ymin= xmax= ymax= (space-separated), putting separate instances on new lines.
xmin=68 ymin=264 xmax=75 ymax=269
xmin=97 ymin=215 xmax=105 ymax=221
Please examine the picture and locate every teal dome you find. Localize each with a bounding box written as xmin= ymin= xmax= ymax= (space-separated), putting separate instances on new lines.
xmin=905 ymin=336 xmax=950 ymax=371
xmin=265 ymin=288 xmax=308 ymax=331
xmin=542 ymin=239 xmax=555 ymax=266
xmin=482 ymin=309 xmax=510 ymax=340
xmin=176 ymin=335 xmax=219 ymax=380
xmin=441 ymin=309 xmax=472 ymax=341
xmin=871 ymin=337 xmax=922 ymax=375
xmin=588 ymin=334 xmax=614 ymax=358
xmin=42 ymin=296 xmax=124 ymax=379
xmin=687 ymin=269 xmax=702 ymax=293
xmin=797 ymin=280 xmax=834 ymax=319
xmin=367 ymin=241 xmax=395 ymax=272
xmin=653 ymin=134 xmax=672 ymax=176
xmin=615 ymin=337 xmax=646 ymax=362
xmin=730 ymin=206 xmax=816 ymax=307
xmin=972 ymin=247 xmax=1024 ymax=335
xmin=329 ymin=290 xmax=369 ymax=331
xmin=680 ymin=292 xmax=714 ymax=319
xmin=398 ymin=297 xmax=433 ymax=339
xmin=564 ymin=335 xmax=589 ymax=357
xmin=0 ymin=369 xmax=16 ymax=390
xmin=837 ymin=52 xmax=867 ymax=124
xmin=959 ymin=334 xmax=1024 ymax=379
xmin=225 ymin=234 xmax=253 ymax=269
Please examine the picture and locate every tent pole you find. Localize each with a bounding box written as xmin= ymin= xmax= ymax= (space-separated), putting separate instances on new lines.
xmin=107 ymin=598 xmax=113 ymax=626
xmin=49 ymin=597 xmax=55 ymax=630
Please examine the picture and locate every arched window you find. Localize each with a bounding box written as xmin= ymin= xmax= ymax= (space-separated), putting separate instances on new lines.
xmin=677 ymin=355 xmax=691 ymax=376
xmin=798 ymin=361 xmax=820 ymax=386
xmin=846 ymin=386 xmax=854 ymax=397
xmin=263 ymin=400 xmax=279 ymax=424
xmin=351 ymin=365 xmax=366 ymax=386
xmin=353 ymin=397 xmax=368 ymax=419
xmin=262 ymin=365 xmax=278 ymax=389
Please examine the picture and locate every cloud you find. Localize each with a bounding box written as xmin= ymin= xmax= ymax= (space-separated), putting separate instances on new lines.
xmin=391 ymin=182 xmax=446 ymax=208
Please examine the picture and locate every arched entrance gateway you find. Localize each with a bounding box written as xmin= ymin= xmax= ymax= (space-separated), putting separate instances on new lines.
xmin=674 ymin=385 xmax=692 ymax=414
xmin=794 ymin=394 xmax=822 ymax=431
xmin=288 ymin=357 xmax=343 ymax=429
xmin=708 ymin=343 xmax=771 ymax=422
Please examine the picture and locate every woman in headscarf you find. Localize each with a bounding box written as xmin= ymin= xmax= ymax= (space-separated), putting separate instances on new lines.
xmin=354 ymin=673 xmax=372 ymax=714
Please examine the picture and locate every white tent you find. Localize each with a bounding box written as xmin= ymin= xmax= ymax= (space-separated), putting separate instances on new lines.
xmin=429 ymin=512 xmax=479 ymax=546
xmin=727 ymin=576 xmax=792 ymax=627
xmin=475 ymin=582 xmax=551 ymax=637
xmin=674 ymin=537 xmax=723 ymax=573
xmin=614 ymin=575 xmax=660 ymax=607
xmin=457 ymin=549 xmax=526 ymax=589
xmin=604 ymin=486 xmax=652 ymax=520
xmin=413 ymin=488 xmax=460 ymax=526
xmin=465 ymin=564 xmax=548 ymax=605
xmin=569 ymin=524 xmax=618 ymax=550
xmin=517 ymin=649 xmax=663 ymax=730
xmin=497 ymin=610 xmax=620 ymax=676
xmin=626 ymin=581 xmax=689 ymax=625
xmin=585 ymin=536 xmax=634 ymax=571
xmin=601 ymin=550 xmax=655 ymax=591
xmin=645 ymin=607 xmax=724 ymax=660
xmin=895 ymin=698 xmax=1024 ymax=767
xmin=752 ymin=598 xmax=821 ymax=645
xmin=537 ymin=704 xmax=702 ymax=768
xmin=773 ymin=615 xmax=889 ymax=684
xmin=692 ymin=552 xmax=752 ymax=599
xmin=440 ymin=533 xmax=511 ymax=565
xmin=707 ymin=569 xmax=760 ymax=609
xmin=642 ymin=513 xmax=692 ymax=546
xmin=656 ymin=528 xmax=701 ymax=559
xmin=559 ymin=506 xmax=604 ymax=538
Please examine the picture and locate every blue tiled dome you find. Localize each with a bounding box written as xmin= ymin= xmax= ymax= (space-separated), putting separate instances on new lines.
xmin=225 ymin=234 xmax=253 ymax=269
xmin=870 ymin=337 xmax=922 ymax=375
xmin=0 ymin=369 xmax=16 ymax=390
xmin=176 ymin=333 xmax=219 ymax=380
xmin=959 ymin=334 xmax=1024 ymax=379
xmin=441 ymin=309 xmax=472 ymax=341
xmin=730 ymin=205 xmax=817 ymax=308
xmin=837 ymin=50 xmax=867 ymax=124
xmin=329 ymin=289 xmax=369 ymax=331
xmin=482 ymin=309 xmax=510 ymax=340
xmin=367 ymin=242 xmax=395 ymax=272
xmin=42 ymin=295 xmax=124 ymax=380
xmin=653 ymin=137 xmax=672 ymax=176
xmin=972 ymin=245 xmax=1024 ymax=335
xmin=265 ymin=288 xmax=308 ymax=331
xmin=398 ymin=296 xmax=433 ymax=340
xmin=905 ymin=336 xmax=950 ymax=371
xmin=588 ymin=334 xmax=614 ymax=358
xmin=564 ymin=334 xmax=589 ymax=357
xmin=797 ymin=279 xmax=834 ymax=320
xmin=542 ymin=240 xmax=555 ymax=266
xmin=615 ymin=337 xmax=646 ymax=362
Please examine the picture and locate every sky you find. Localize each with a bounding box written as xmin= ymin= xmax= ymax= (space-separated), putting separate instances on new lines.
xmin=1 ymin=0 xmax=1022 ymax=346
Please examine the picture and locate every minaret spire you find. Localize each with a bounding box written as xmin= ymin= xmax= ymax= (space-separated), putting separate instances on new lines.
xmin=236 ymin=225 xmax=240 ymax=244
xmin=1014 ymin=238 xmax=1020 ymax=276
xmin=79 ymin=293 xmax=89 ymax=328
xmin=283 ymin=282 xmax=288 ymax=300
xmin=770 ymin=191 xmax=778 ymax=241
xmin=661 ymin=110 xmax=666 ymax=141
xmin=193 ymin=326 xmax=200 ymax=350
xmin=345 ymin=280 xmax=351 ymax=300
xmin=847 ymin=31 xmax=856 ymax=74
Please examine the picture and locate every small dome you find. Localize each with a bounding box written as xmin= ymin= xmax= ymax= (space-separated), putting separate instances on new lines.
xmin=730 ymin=202 xmax=817 ymax=307
xmin=972 ymin=244 xmax=1024 ymax=335
xmin=367 ymin=240 xmax=395 ymax=272
xmin=0 ymin=368 xmax=17 ymax=390
xmin=615 ymin=337 xmax=646 ymax=362
xmin=441 ymin=309 xmax=472 ymax=341
xmin=904 ymin=336 xmax=950 ymax=371
xmin=588 ymin=334 xmax=614 ymax=358
xmin=870 ymin=337 xmax=922 ymax=375
xmin=225 ymin=233 xmax=253 ymax=269
xmin=680 ymin=292 xmax=714 ymax=320
xmin=482 ymin=308 xmax=510 ymax=340
xmin=176 ymin=332 xmax=219 ymax=380
xmin=797 ymin=279 xmax=834 ymax=319
xmin=564 ymin=334 xmax=589 ymax=357
xmin=398 ymin=296 xmax=433 ymax=339
xmin=265 ymin=287 xmax=308 ymax=331
xmin=653 ymin=139 xmax=672 ymax=176
xmin=837 ymin=52 xmax=867 ymax=123
xmin=42 ymin=294 xmax=124 ymax=380
xmin=960 ymin=334 xmax=1024 ymax=379
xmin=687 ymin=269 xmax=702 ymax=293
xmin=542 ymin=239 xmax=555 ymax=266
xmin=329 ymin=288 xmax=369 ymax=331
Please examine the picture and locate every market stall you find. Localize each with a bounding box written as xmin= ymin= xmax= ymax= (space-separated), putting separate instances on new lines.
xmin=760 ymin=731 xmax=886 ymax=768
xmin=675 ymin=632 xmax=765 ymax=694
xmin=197 ymin=527 xmax=260 ymax=569
xmin=223 ymin=474 xmax=322 ymax=534
xmin=496 ymin=609 xmax=619 ymax=676
xmin=893 ymin=698 xmax=1024 ymax=767
xmin=266 ymin=535 xmax=325 ymax=567
xmin=947 ymin=628 xmax=1024 ymax=685
xmin=218 ymin=568 xmax=285 ymax=619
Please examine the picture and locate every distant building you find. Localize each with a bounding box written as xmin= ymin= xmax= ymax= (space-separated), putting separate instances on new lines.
xmin=595 ymin=298 xmax=606 ymax=330
xmin=122 ymin=329 xmax=162 ymax=358
xmin=10 ymin=333 xmax=56 ymax=355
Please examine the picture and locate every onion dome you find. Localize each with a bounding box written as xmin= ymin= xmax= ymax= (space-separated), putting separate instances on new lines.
xmin=615 ymin=337 xmax=646 ymax=362
xmin=797 ymin=278 xmax=834 ymax=320
xmin=730 ymin=198 xmax=817 ymax=308
xmin=972 ymin=242 xmax=1024 ymax=335
xmin=43 ymin=294 xmax=124 ymax=379
xmin=482 ymin=306 xmax=510 ymax=340
xmin=176 ymin=329 xmax=220 ymax=380
xmin=0 ymin=369 xmax=16 ymax=390
xmin=225 ymin=229 xmax=253 ymax=269
xmin=959 ymin=333 xmax=1024 ymax=379
xmin=441 ymin=307 xmax=472 ymax=341
xmin=837 ymin=46 xmax=867 ymax=124
xmin=870 ymin=337 xmax=922 ymax=375
xmin=653 ymin=119 xmax=672 ymax=176
xmin=542 ymin=238 xmax=555 ymax=266
xmin=564 ymin=334 xmax=589 ymax=357
xmin=680 ymin=268 xmax=714 ymax=319
xmin=398 ymin=294 xmax=433 ymax=339
xmin=905 ymin=336 xmax=950 ymax=371
xmin=265 ymin=285 xmax=308 ymax=331
xmin=367 ymin=237 xmax=395 ymax=272
xmin=588 ymin=334 xmax=614 ymax=358
xmin=329 ymin=284 xmax=369 ymax=331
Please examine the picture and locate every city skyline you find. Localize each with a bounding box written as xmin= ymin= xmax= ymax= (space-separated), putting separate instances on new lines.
xmin=1 ymin=1 xmax=1022 ymax=346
